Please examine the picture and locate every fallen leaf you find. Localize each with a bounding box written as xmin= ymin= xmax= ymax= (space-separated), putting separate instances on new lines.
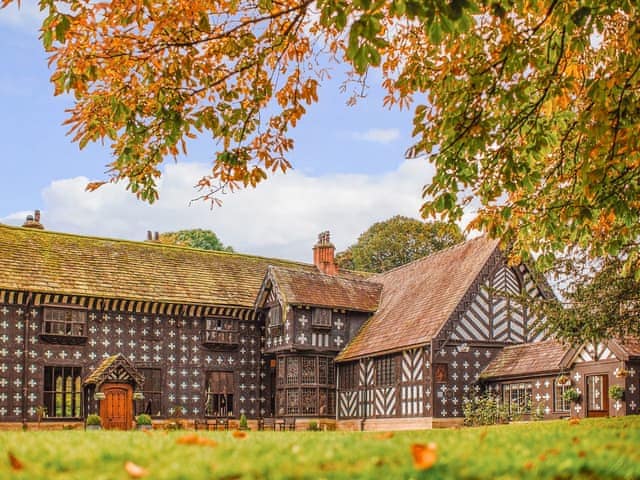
xmin=124 ymin=461 xmax=149 ymax=478
xmin=479 ymin=428 xmax=488 ymax=442
xmin=176 ymin=434 xmax=218 ymax=447
xmin=411 ymin=443 xmax=437 ymax=470
xmin=375 ymin=431 xmax=394 ymax=440
xmin=8 ymin=452 xmax=23 ymax=471
xmin=523 ymin=461 xmax=534 ymax=471
xmin=572 ymin=436 xmax=580 ymax=445
xmin=232 ymin=430 xmax=247 ymax=439
xmin=568 ymin=417 xmax=581 ymax=425
xmin=578 ymin=450 xmax=586 ymax=458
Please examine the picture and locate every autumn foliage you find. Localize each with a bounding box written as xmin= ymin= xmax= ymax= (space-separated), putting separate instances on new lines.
xmin=2 ymin=0 xmax=640 ymax=269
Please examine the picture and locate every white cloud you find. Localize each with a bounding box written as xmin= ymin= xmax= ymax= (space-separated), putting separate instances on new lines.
xmin=351 ymin=128 xmax=400 ymax=144
xmin=1 ymin=159 xmax=448 ymax=262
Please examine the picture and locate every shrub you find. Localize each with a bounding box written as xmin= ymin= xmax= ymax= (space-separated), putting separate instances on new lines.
xmin=307 ymin=421 xmax=320 ymax=431
xmin=463 ymin=393 xmax=509 ymax=426
xmin=86 ymin=414 xmax=101 ymax=426
xmin=136 ymin=414 xmax=152 ymax=425
xmin=609 ymin=385 xmax=625 ymax=401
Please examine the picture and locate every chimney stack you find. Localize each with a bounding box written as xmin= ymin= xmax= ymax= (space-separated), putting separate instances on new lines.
xmin=146 ymin=231 xmax=161 ymax=242
xmin=22 ymin=210 xmax=44 ymax=230
xmin=313 ymin=231 xmax=338 ymax=275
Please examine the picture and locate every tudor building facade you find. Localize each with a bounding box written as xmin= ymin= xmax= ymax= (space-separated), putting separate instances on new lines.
xmin=0 ymin=216 xmax=638 ymax=430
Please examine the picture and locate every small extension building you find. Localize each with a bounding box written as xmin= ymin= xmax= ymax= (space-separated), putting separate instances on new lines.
xmin=0 ymin=213 xmax=637 ymax=430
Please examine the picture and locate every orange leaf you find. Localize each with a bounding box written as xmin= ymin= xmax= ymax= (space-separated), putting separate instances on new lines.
xmin=411 ymin=443 xmax=437 ymax=470
xmin=176 ymin=434 xmax=218 ymax=447
xmin=232 ymin=430 xmax=247 ymax=439
xmin=124 ymin=461 xmax=149 ymax=478
xmin=375 ymin=431 xmax=394 ymax=440
xmin=523 ymin=461 xmax=534 ymax=471
xmin=8 ymin=452 xmax=24 ymax=471
xmin=568 ymin=417 xmax=581 ymax=425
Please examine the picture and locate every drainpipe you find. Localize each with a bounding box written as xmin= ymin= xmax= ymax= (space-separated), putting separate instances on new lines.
xmin=21 ymin=292 xmax=33 ymax=430
xmin=335 ymin=364 xmax=339 ymax=425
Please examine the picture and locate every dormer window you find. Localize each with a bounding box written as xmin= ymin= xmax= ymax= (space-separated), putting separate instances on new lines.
xmin=267 ymin=306 xmax=282 ymax=327
xmin=40 ymin=307 xmax=87 ymax=344
xmin=312 ymin=308 xmax=331 ymax=328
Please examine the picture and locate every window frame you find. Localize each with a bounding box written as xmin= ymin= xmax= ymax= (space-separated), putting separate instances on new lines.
xmin=311 ymin=308 xmax=332 ymax=328
xmin=42 ymin=306 xmax=87 ymax=338
xmin=375 ymin=355 xmax=396 ymax=387
xmin=502 ymin=382 xmax=533 ymax=415
xmin=43 ymin=365 xmax=83 ymax=419
xmin=553 ymin=380 xmax=570 ymax=413
xmin=203 ymin=317 xmax=239 ymax=346
xmin=136 ymin=367 xmax=163 ymax=417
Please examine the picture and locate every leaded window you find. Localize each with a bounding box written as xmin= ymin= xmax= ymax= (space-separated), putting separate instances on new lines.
xmin=43 ymin=366 xmax=82 ymax=418
xmin=268 ymin=306 xmax=282 ymax=327
xmin=286 ymin=358 xmax=299 ymax=385
xmin=312 ymin=308 xmax=332 ymax=328
xmin=375 ymin=355 xmax=395 ymax=387
xmin=203 ymin=318 xmax=238 ymax=345
xmin=137 ymin=368 xmax=162 ymax=417
xmin=340 ymin=363 xmax=358 ymax=389
xmin=502 ymin=383 xmax=532 ymax=415
xmin=205 ymin=371 xmax=234 ymax=417
xmin=318 ymin=357 xmax=328 ymax=384
xmin=554 ymin=381 xmax=570 ymax=413
xmin=287 ymin=390 xmax=300 ymax=415
xmin=301 ymin=358 xmax=316 ymax=384
xmin=302 ymin=388 xmax=316 ymax=415
xmin=43 ymin=307 xmax=86 ymax=337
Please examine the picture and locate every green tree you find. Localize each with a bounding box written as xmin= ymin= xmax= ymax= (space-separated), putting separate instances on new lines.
xmin=158 ymin=229 xmax=234 ymax=252
xmin=337 ymin=216 xmax=463 ymax=273
xmin=536 ymin=251 xmax=640 ymax=343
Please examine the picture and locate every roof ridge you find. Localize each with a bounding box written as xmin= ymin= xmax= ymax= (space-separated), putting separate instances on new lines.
xmin=269 ymin=264 xmax=382 ymax=285
xmin=371 ymin=235 xmax=493 ymax=279
xmin=0 ymin=223 xmax=312 ymax=267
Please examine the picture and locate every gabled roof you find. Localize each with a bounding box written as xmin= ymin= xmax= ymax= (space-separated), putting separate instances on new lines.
xmin=616 ymin=337 xmax=640 ymax=359
xmin=480 ymin=339 xmax=569 ymax=380
xmin=84 ymin=354 xmax=144 ymax=387
xmin=336 ymin=236 xmax=499 ymax=361
xmin=256 ymin=266 xmax=382 ymax=312
xmin=0 ymin=224 xmax=315 ymax=308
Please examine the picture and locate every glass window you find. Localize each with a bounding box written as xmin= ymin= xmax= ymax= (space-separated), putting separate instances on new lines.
xmin=205 ymin=371 xmax=234 ymax=417
xmin=554 ymin=381 xmax=570 ymax=412
xmin=137 ymin=368 xmax=163 ymax=417
xmin=375 ymin=356 xmax=395 ymax=387
xmin=43 ymin=308 xmax=86 ymax=336
xmin=312 ymin=308 xmax=332 ymax=328
xmin=43 ymin=366 xmax=82 ymax=418
xmin=203 ymin=318 xmax=238 ymax=345
xmin=502 ymin=383 xmax=532 ymax=415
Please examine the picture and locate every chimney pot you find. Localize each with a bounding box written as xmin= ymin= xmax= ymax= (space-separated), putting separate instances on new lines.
xmin=22 ymin=210 xmax=44 ymax=229
xmin=154 ymin=231 xmax=159 ymax=241
xmin=313 ymin=230 xmax=338 ymax=275
xmin=147 ymin=231 xmax=152 ymax=241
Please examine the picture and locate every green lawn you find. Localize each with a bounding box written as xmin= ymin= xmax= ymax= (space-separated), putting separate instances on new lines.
xmin=1 ymin=416 xmax=639 ymax=479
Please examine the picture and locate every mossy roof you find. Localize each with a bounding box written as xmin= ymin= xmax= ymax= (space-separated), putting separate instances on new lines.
xmin=0 ymin=224 xmax=316 ymax=308
xmin=480 ymin=339 xmax=568 ymax=380
xmin=266 ymin=266 xmax=382 ymax=312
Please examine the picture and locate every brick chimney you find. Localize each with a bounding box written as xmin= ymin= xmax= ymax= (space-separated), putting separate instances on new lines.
xmin=313 ymin=231 xmax=338 ymax=275
xmin=22 ymin=210 xmax=44 ymax=230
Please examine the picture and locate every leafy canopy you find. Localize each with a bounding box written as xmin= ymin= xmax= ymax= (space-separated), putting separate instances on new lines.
xmin=3 ymin=0 xmax=640 ymax=269
xmin=158 ymin=229 xmax=233 ymax=252
xmin=336 ymin=215 xmax=463 ymax=273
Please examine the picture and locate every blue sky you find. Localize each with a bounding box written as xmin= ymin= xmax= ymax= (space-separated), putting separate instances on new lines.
xmin=0 ymin=4 xmax=440 ymax=261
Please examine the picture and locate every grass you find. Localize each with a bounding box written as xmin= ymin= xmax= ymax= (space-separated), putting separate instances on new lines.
xmin=1 ymin=416 xmax=639 ymax=479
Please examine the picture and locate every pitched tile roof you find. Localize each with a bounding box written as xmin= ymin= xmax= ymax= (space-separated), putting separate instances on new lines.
xmin=336 ymin=236 xmax=499 ymax=361
xmin=266 ymin=266 xmax=382 ymax=312
xmin=617 ymin=337 xmax=640 ymax=359
xmin=0 ymin=224 xmax=315 ymax=308
xmin=480 ymin=339 xmax=568 ymax=379
xmin=84 ymin=353 xmax=144 ymax=387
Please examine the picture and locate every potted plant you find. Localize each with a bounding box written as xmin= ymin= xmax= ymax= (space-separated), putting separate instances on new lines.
xmin=614 ymin=367 xmax=629 ymax=378
xmin=609 ymin=385 xmax=625 ymax=402
xmin=556 ymin=374 xmax=571 ymax=387
xmin=135 ymin=414 xmax=153 ymax=431
xmin=86 ymin=414 xmax=102 ymax=430
xmin=239 ymin=413 xmax=249 ymax=431
xmin=563 ymin=388 xmax=581 ymax=404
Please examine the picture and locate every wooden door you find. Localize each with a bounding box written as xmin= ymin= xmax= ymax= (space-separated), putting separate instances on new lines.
xmin=100 ymin=384 xmax=133 ymax=430
xmin=586 ymin=375 xmax=608 ymax=417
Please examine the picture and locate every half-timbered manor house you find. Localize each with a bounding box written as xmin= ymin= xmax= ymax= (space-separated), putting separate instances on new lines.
xmin=0 ymin=213 xmax=638 ymax=430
